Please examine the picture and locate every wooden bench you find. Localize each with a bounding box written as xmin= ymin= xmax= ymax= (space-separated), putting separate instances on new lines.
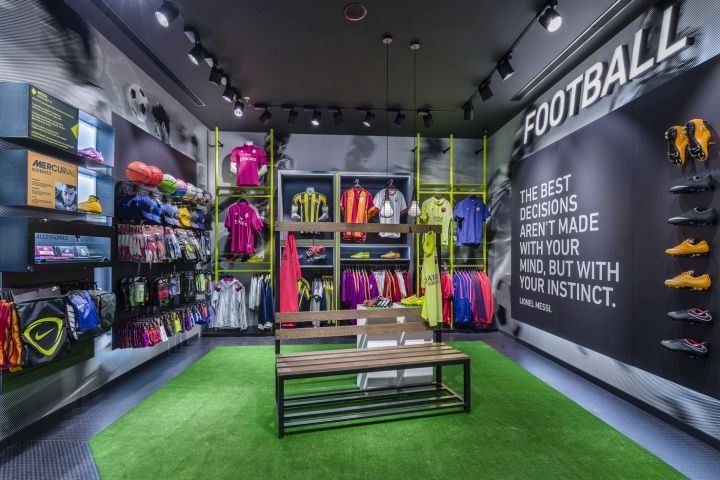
xmin=274 ymin=307 xmax=471 ymax=437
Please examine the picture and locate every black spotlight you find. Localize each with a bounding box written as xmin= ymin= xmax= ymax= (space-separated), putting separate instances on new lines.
xmin=498 ymin=54 xmax=515 ymax=81
xmin=423 ymin=111 xmax=434 ymax=128
xmin=209 ymin=66 xmax=224 ymax=85
xmin=155 ymin=1 xmax=179 ymax=27
xmin=463 ymin=102 xmax=474 ymax=121
xmin=539 ymin=2 xmax=563 ymax=32
xmin=478 ymin=80 xmax=493 ymax=101
xmin=222 ymin=85 xmax=237 ymax=103
xmin=188 ymin=44 xmax=206 ymax=66
xmin=393 ymin=111 xmax=406 ymax=127
xmin=362 ymin=111 xmax=375 ymax=127
xmin=311 ymin=109 xmax=322 ymax=126
xmin=259 ymin=108 xmax=272 ymax=125
xmin=233 ymin=101 xmax=244 ymax=117
xmin=288 ymin=109 xmax=298 ymax=124
xmin=333 ymin=109 xmax=344 ymax=126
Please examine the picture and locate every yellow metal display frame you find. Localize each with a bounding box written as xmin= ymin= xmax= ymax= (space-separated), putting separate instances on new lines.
xmin=214 ymin=127 xmax=275 ymax=282
xmin=415 ymin=132 xmax=489 ymax=328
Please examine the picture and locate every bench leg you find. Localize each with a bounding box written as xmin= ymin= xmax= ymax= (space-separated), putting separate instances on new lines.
xmin=463 ymin=360 xmax=471 ymax=413
xmin=277 ymin=377 xmax=285 ymax=438
xmin=435 ymin=365 xmax=443 ymax=388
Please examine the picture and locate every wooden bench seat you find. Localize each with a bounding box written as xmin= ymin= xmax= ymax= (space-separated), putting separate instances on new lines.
xmin=274 ymin=308 xmax=471 ymax=437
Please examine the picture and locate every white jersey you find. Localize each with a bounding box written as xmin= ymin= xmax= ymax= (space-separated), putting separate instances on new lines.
xmin=373 ymin=188 xmax=408 ymax=238
xmin=211 ymin=278 xmax=248 ymax=329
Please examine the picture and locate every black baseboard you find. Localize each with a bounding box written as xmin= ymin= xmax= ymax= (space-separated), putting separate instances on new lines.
xmin=0 ymin=333 xmax=200 ymax=451
xmin=500 ymin=330 xmax=720 ymax=452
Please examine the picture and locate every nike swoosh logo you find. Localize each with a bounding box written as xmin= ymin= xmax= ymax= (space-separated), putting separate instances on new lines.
xmin=35 ymin=329 xmax=54 ymax=341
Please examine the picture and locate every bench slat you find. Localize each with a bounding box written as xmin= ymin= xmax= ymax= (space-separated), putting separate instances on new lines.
xmin=277 ymin=342 xmax=448 ymax=360
xmin=275 ymin=322 xmax=430 ymax=340
xmin=276 ymin=307 xmax=422 ymax=324
xmin=277 ymin=351 xmax=469 ymax=377
xmin=277 ymin=345 xmax=457 ymax=368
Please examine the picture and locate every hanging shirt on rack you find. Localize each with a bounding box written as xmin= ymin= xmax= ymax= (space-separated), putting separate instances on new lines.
xmin=373 ymin=188 xmax=408 ymax=238
xmin=293 ymin=189 xmax=328 ymax=222
xmin=340 ymin=186 xmax=377 ymax=242
xmin=280 ymin=233 xmax=302 ymax=314
xmin=454 ymin=196 xmax=491 ymax=246
xmin=440 ymin=272 xmax=453 ymax=326
xmin=231 ymin=144 xmax=268 ymax=186
xmin=211 ymin=278 xmax=248 ymax=329
xmin=420 ymin=197 xmax=453 ymax=246
xmin=225 ymin=201 xmax=264 ymax=254
xmin=421 ymin=231 xmax=441 ymax=326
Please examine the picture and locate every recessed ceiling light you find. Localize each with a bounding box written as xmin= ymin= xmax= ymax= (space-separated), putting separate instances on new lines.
xmin=154 ymin=1 xmax=179 ymax=27
xmin=344 ymin=3 xmax=367 ymax=22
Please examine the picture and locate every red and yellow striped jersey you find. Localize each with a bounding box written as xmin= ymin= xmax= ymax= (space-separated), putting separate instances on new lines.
xmin=340 ymin=187 xmax=377 ymax=241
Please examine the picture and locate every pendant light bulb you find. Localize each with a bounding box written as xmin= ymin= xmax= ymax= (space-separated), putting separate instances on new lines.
xmin=408 ymin=200 xmax=421 ymax=217
xmin=380 ymin=199 xmax=394 ymax=218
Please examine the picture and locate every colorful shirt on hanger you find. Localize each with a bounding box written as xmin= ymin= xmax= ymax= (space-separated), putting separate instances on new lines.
xmin=231 ymin=144 xmax=268 ymax=186
xmin=340 ymin=187 xmax=377 ymax=242
xmin=280 ymin=233 xmax=302 ymax=315
xmin=420 ymin=197 xmax=453 ymax=246
xmin=373 ymin=188 xmax=408 ymax=238
xmin=454 ymin=196 xmax=491 ymax=246
xmin=293 ymin=189 xmax=328 ymax=222
xmin=421 ymin=232 xmax=442 ymax=326
xmin=440 ymin=272 xmax=454 ymax=326
xmin=211 ymin=278 xmax=248 ymax=329
xmin=225 ymin=201 xmax=264 ymax=254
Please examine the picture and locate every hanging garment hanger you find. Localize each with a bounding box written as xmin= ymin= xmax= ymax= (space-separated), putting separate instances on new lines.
xmin=354 ymin=178 xmax=361 ymax=187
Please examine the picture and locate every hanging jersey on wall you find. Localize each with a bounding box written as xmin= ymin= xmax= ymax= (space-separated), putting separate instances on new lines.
xmin=280 ymin=233 xmax=302 ymax=315
xmin=225 ymin=201 xmax=264 ymax=254
xmin=340 ymin=187 xmax=377 ymax=242
xmin=231 ymin=144 xmax=268 ymax=186
xmin=454 ymin=196 xmax=490 ymax=246
xmin=373 ymin=188 xmax=408 ymax=238
xmin=420 ymin=197 xmax=453 ymax=246
xmin=421 ymin=232 xmax=441 ymax=327
xmin=293 ymin=190 xmax=328 ymax=222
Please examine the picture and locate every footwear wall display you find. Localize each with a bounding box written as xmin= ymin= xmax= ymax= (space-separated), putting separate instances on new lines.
xmin=664 ymin=121 xmax=714 ymax=359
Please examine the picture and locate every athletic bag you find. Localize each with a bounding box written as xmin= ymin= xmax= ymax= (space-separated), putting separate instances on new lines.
xmin=15 ymin=296 xmax=70 ymax=367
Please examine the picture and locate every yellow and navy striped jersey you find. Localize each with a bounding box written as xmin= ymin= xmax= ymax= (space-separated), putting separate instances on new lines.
xmin=293 ymin=190 xmax=327 ymax=222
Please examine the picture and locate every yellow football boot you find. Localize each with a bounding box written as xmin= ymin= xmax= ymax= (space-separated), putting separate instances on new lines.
xmin=665 ymin=126 xmax=688 ymax=166
xmin=381 ymin=251 xmax=401 ymax=259
xmin=664 ymin=270 xmax=711 ymax=290
xmin=78 ymin=195 xmax=103 ymax=214
xmin=685 ymin=119 xmax=712 ymax=161
xmin=664 ymin=238 xmax=710 ymax=257
xmin=350 ymin=251 xmax=370 ymax=259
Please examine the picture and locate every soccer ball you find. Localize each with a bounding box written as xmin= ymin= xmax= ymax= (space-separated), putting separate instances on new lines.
xmin=125 ymin=161 xmax=150 ymax=184
xmin=173 ymin=179 xmax=187 ymax=197
xmin=158 ymin=174 xmax=177 ymax=194
xmin=145 ymin=165 xmax=164 ymax=187
xmin=127 ymin=84 xmax=149 ymax=122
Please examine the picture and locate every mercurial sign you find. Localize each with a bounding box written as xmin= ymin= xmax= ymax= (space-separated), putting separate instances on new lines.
xmin=523 ymin=3 xmax=692 ymax=145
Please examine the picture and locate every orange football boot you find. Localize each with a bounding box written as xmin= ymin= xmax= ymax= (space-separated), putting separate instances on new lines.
xmin=664 ymin=270 xmax=711 ymax=290
xmin=665 ymin=126 xmax=688 ymax=166
xmin=685 ymin=119 xmax=712 ymax=161
xmin=664 ymin=238 xmax=710 ymax=257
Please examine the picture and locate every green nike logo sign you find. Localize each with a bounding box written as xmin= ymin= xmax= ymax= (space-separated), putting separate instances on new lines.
xmin=23 ymin=317 xmax=64 ymax=356
xmin=34 ymin=328 xmax=54 ymax=341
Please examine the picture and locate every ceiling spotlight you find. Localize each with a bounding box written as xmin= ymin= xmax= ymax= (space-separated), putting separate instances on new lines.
xmin=344 ymin=3 xmax=368 ymax=22
xmin=393 ymin=111 xmax=406 ymax=127
xmin=311 ymin=109 xmax=322 ymax=126
xmin=498 ymin=54 xmax=515 ymax=81
xmin=362 ymin=111 xmax=375 ymax=127
xmin=233 ymin=100 xmax=244 ymax=117
xmin=188 ymin=43 xmax=206 ymax=66
xmin=423 ymin=111 xmax=433 ymax=128
xmin=209 ymin=66 xmax=224 ymax=85
xmin=463 ymin=102 xmax=474 ymax=121
xmin=183 ymin=26 xmax=198 ymax=43
xmin=154 ymin=1 xmax=179 ymax=28
xmin=205 ymin=55 xmax=216 ymax=68
xmin=478 ymin=80 xmax=493 ymax=101
xmin=259 ymin=108 xmax=272 ymax=125
xmin=222 ymin=85 xmax=237 ymax=103
xmin=539 ymin=2 xmax=563 ymax=33
xmin=332 ymin=109 xmax=344 ymax=126
xmin=288 ymin=109 xmax=298 ymax=124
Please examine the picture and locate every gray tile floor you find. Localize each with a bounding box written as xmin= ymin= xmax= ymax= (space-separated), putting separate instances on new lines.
xmin=1 ymin=334 xmax=718 ymax=479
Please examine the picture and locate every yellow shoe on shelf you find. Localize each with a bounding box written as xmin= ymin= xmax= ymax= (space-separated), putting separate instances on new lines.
xmin=246 ymin=255 xmax=265 ymax=263
xmin=665 ymin=126 xmax=689 ymax=166
xmin=350 ymin=251 xmax=370 ymax=259
xmin=664 ymin=270 xmax=711 ymax=290
xmin=664 ymin=238 xmax=710 ymax=257
xmin=685 ymin=119 xmax=712 ymax=161
xmin=78 ymin=195 xmax=103 ymax=214
xmin=381 ymin=251 xmax=401 ymax=259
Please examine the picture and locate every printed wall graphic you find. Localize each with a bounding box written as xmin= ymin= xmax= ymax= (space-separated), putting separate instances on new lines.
xmin=28 ymin=86 xmax=79 ymax=153
xmin=26 ymin=151 xmax=78 ymax=211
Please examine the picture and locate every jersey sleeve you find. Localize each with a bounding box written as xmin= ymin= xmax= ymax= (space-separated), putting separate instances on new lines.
xmin=319 ymin=194 xmax=327 ymax=208
xmin=373 ymin=190 xmax=384 ymax=210
xmin=366 ymin=190 xmax=379 ymax=218
xmin=258 ymin=148 xmax=268 ymax=167
xmin=224 ymin=206 xmax=233 ymax=229
xmin=481 ymin=200 xmax=491 ymax=221
xmin=251 ymin=209 xmax=264 ymax=232
xmin=230 ymin=148 xmax=239 ymax=167
xmin=453 ymin=200 xmax=464 ymax=221
xmin=340 ymin=190 xmax=347 ymax=214
xmin=419 ymin=200 xmax=429 ymax=224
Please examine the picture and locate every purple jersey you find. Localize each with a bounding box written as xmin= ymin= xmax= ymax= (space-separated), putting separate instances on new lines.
xmin=453 ymin=196 xmax=490 ymax=246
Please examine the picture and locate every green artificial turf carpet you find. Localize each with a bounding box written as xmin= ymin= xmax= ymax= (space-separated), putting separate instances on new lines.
xmin=90 ymin=342 xmax=682 ymax=479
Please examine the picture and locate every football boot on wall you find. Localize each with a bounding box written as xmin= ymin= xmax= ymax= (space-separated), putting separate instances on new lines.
xmin=665 ymin=126 xmax=689 ymax=166
xmin=664 ymin=238 xmax=710 ymax=257
xmin=667 ymin=207 xmax=717 ymax=226
xmin=667 ymin=308 xmax=713 ymax=325
xmin=664 ymin=271 xmax=711 ymax=290
xmin=685 ymin=119 xmax=712 ymax=161
xmin=660 ymin=338 xmax=709 ymax=357
xmin=669 ymin=175 xmax=713 ymax=194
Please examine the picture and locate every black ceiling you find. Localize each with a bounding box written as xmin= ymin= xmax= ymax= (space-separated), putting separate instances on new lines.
xmin=68 ymin=0 xmax=654 ymax=138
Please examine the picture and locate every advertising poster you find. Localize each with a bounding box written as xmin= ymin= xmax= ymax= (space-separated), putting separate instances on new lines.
xmin=26 ymin=151 xmax=78 ymax=211
xmin=28 ymin=85 xmax=79 ymax=153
